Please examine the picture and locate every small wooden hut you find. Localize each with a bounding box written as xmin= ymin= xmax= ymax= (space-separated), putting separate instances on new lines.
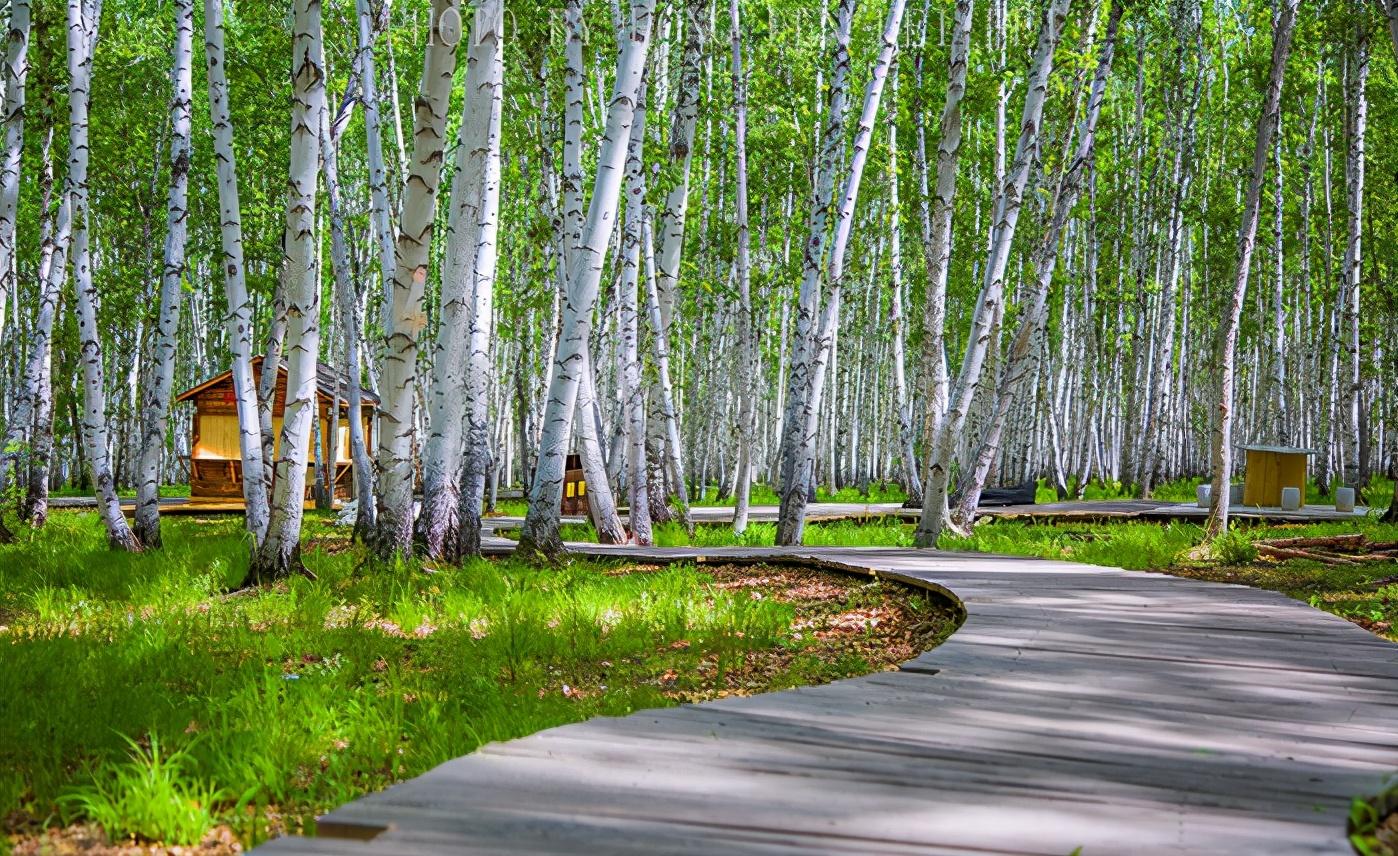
xmin=561 ymin=453 xmax=589 ymax=516
xmin=176 ymin=357 xmax=378 ymax=501
xmin=1240 ymin=445 xmax=1314 ymax=507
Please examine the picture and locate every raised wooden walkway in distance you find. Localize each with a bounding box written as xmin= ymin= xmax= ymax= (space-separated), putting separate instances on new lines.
xmin=256 ymin=539 xmax=1398 ymax=855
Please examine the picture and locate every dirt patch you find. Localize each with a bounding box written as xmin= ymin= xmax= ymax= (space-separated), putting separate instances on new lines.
xmin=607 ymin=562 xmax=958 ymax=705
xmin=7 ymin=823 xmax=242 ymax=855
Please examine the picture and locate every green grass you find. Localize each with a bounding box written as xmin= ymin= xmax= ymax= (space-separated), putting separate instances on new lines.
xmin=44 ymin=483 xmax=192 ymax=500
xmin=519 ymin=507 xmax=1398 ymax=641
xmin=690 ymin=481 xmax=908 ymax=507
xmin=1 ymin=511 xmax=927 ymax=848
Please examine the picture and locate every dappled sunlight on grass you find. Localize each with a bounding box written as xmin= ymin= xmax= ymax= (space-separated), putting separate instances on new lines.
xmin=0 ymin=511 xmax=951 ymax=849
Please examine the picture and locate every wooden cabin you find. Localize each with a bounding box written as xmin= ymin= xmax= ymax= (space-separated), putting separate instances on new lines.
xmin=1240 ymin=445 xmax=1314 ymax=507
xmin=176 ymin=357 xmax=378 ymax=501
xmin=561 ymin=453 xmax=589 ymax=516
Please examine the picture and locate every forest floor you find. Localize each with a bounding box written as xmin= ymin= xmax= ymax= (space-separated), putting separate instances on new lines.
xmin=0 ymin=512 xmax=957 ymax=854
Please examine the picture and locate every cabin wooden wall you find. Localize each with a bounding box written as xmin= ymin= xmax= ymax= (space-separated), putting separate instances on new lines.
xmin=187 ymin=374 xmax=372 ymax=500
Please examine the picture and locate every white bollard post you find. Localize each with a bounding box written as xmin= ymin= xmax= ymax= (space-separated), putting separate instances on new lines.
xmin=1335 ymin=486 xmax=1356 ymax=513
xmin=1280 ymin=486 xmax=1301 ymax=511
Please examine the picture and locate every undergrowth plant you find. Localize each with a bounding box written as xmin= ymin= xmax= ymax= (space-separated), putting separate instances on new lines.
xmin=2 ymin=511 xmax=940 ymax=847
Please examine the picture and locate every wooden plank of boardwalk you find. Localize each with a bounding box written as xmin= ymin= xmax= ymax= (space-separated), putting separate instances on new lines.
xmin=256 ymin=540 xmax=1398 ymax=855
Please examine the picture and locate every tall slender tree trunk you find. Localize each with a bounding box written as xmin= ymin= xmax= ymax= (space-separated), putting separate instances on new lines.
xmin=0 ymin=0 xmax=30 ymax=349
xmin=1340 ymin=27 xmax=1367 ymax=490
xmin=373 ymin=0 xmax=460 ymax=559
xmin=620 ymin=82 xmax=653 ymax=545
xmin=246 ymin=0 xmax=327 ymax=583
xmin=921 ymin=0 xmax=1068 ymax=546
xmin=1205 ymin=0 xmax=1299 ymax=537
xmin=911 ymin=0 xmax=972 ymax=544
xmin=203 ymin=0 xmax=270 ymax=544
xmin=133 ymin=0 xmax=194 ymax=548
xmin=417 ymin=0 xmax=501 ymax=560
xmin=886 ymin=61 xmax=920 ymax=507
xmin=0 ymin=126 xmax=52 ymax=542
xmin=778 ymin=0 xmax=906 ymax=545
xmin=21 ymin=145 xmax=68 ymax=530
xmin=457 ymin=0 xmax=506 ymax=559
xmin=320 ymin=99 xmax=374 ymax=540
xmin=951 ymin=1 xmax=1121 ymax=528
xmin=518 ymin=0 xmax=655 ymax=559
xmin=730 ymin=0 xmax=757 ymax=534
xmin=67 ymin=0 xmax=139 ymax=551
xmin=356 ymin=0 xmax=395 ymax=332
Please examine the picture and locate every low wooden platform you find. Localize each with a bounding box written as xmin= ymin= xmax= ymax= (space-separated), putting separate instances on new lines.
xmin=256 ymin=540 xmax=1398 ymax=854
xmin=47 ymin=497 xmax=332 ymax=516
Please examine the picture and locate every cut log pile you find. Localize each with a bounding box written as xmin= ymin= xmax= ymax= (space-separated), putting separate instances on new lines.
xmin=1253 ymin=534 xmax=1398 ymax=565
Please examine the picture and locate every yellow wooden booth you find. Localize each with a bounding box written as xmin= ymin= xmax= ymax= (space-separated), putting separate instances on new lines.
xmin=176 ymin=357 xmax=378 ymax=500
xmin=1240 ymin=445 xmax=1313 ymax=507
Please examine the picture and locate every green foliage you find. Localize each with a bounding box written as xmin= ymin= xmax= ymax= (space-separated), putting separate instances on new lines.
xmin=60 ymin=734 xmax=222 ymax=846
xmin=0 ymin=511 xmax=924 ymax=846
xmin=1209 ymin=529 xmax=1257 ymax=565
xmin=1348 ymin=778 xmax=1397 ymax=856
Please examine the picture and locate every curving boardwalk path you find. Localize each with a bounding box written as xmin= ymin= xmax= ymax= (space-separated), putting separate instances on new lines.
xmin=257 ymin=541 xmax=1398 ymax=855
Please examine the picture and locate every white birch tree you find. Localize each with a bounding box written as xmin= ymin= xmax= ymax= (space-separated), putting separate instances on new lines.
xmin=729 ymin=0 xmax=757 ymax=534
xmin=246 ymin=0 xmax=327 ymax=583
xmin=457 ymin=0 xmax=506 ymax=558
xmin=203 ymin=0 xmax=270 ymax=544
xmin=417 ymin=0 xmax=503 ymax=560
xmin=912 ymin=0 xmax=973 ymax=546
xmin=373 ymin=0 xmax=461 ymax=559
xmin=776 ymin=0 xmax=906 ymax=545
xmin=0 ymin=0 xmax=30 ymax=345
xmin=1205 ymin=0 xmax=1299 ymax=537
xmin=918 ymin=0 xmax=1070 ymax=546
xmin=133 ymin=0 xmax=194 ymax=548
xmin=67 ymin=0 xmax=139 ymax=551
xmin=518 ymin=0 xmax=656 ymax=559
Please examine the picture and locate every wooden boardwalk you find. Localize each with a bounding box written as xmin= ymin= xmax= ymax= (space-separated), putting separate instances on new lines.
xmin=257 ymin=542 xmax=1398 ymax=855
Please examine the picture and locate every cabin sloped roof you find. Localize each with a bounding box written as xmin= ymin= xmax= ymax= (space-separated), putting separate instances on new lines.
xmin=176 ymin=355 xmax=380 ymax=407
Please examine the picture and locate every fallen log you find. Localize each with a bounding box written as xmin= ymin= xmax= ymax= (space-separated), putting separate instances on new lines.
xmin=1255 ymin=544 xmax=1360 ymax=565
xmin=1255 ymin=534 xmax=1366 ymax=550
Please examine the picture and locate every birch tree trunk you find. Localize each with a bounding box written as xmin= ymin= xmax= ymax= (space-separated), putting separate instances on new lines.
xmin=320 ymin=100 xmax=374 ymax=540
xmin=518 ymin=0 xmax=655 ymax=559
xmin=1205 ymin=0 xmax=1298 ymax=537
xmin=951 ymin=1 xmax=1121 ymax=528
xmin=18 ymin=178 xmax=67 ymax=531
xmin=886 ymin=61 xmax=920 ymax=507
xmin=777 ymin=0 xmax=905 ymax=546
xmin=774 ymin=0 xmax=854 ymax=545
xmin=729 ymin=0 xmax=757 ymax=534
xmin=645 ymin=0 xmax=705 ymax=521
xmin=0 ymin=0 xmax=30 ymax=347
xmin=912 ymin=0 xmax=972 ymax=546
xmin=1340 ymin=27 xmax=1367 ymax=489
xmin=67 ymin=0 xmax=139 ymax=551
xmin=417 ymin=0 xmax=501 ymax=560
xmin=0 ymin=130 xmax=52 ymax=542
xmin=457 ymin=0 xmax=506 ymax=559
xmin=356 ymin=0 xmax=395 ymax=330
xmin=246 ymin=0 xmax=326 ymax=583
xmin=919 ymin=0 xmax=1069 ymax=546
xmin=133 ymin=0 xmax=194 ymax=548
xmin=203 ymin=0 xmax=270 ymax=543
xmin=620 ymin=82 xmax=653 ymax=545
xmin=373 ymin=0 xmax=461 ymax=559
xmin=642 ymin=217 xmax=691 ymax=529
